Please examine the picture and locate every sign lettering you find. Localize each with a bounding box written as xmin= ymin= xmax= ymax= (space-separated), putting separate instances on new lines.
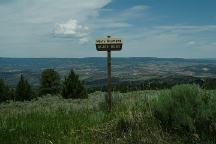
xmin=96 ymin=38 xmax=122 ymax=51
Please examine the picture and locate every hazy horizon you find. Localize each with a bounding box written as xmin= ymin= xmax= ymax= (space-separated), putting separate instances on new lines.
xmin=0 ymin=56 xmax=216 ymax=60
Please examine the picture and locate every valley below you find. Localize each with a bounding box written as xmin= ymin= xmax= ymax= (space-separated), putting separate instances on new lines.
xmin=1 ymin=57 xmax=216 ymax=88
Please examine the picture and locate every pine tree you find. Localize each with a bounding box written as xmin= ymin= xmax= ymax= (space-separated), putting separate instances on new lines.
xmin=62 ymin=70 xmax=87 ymax=99
xmin=40 ymin=69 xmax=61 ymax=95
xmin=15 ymin=75 xmax=33 ymax=101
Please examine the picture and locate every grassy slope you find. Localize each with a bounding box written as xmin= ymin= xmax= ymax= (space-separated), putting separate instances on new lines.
xmin=0 ymin=91 xmax=167 ymax=144
xmin=1 ymin=89 xmax=215 ymax=144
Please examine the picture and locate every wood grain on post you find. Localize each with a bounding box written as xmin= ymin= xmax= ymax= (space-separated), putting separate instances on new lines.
xmin=107 ymin=50 xmax=112 ymax=112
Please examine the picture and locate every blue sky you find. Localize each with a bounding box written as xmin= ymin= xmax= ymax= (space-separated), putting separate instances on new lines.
xmin=0 ymin=0 xmax=216 ymax=58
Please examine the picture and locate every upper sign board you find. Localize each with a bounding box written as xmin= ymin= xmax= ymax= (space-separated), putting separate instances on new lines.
xmin=96 ymin=38 xmax=122 ymax=51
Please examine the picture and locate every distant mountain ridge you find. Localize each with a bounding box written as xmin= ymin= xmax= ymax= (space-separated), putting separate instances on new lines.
xmin=0 ymin=57 xmax=216 ymax=87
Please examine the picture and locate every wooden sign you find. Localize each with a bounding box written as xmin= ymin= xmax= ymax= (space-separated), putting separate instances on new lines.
xmin=96 ymin=36 xmax=123 ymax=112
xmin=96 ymin=38 xmax=122 ymax=51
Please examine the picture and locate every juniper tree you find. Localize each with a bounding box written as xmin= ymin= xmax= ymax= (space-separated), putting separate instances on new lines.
xmin=62 ymin=69 xmax=87 ymax=99
xmin=40 ymin=69 xmax=61 ymax=95
xmin=15 ymin=75 xmax=33 ymax=101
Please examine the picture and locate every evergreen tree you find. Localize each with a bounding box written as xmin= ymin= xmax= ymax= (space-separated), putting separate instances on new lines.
xmin=8 ymin=88 xmax=15 ymax=101
xmin=62 ymin=70 xmax=87 ymax=99
xmin=40 ymin=69 xmax=61 ymax=95
xmin=0 ymin=78 xmax=10 ymax=102
xmin=15 ymin=75 xmax=32 ymax=101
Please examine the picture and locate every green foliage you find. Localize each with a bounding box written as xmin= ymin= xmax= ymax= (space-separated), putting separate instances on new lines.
xmin=94 ymin=92 xmax=172 ymax=144
xmin=40 ymin=69 xmax=61 ymax=95
xmin=0 ymin=79 xmax=11 ymax=102
xmin=153 ymin=84 xmax=216 ymax=142
xmin=62 ymin=69 xmax=87 ymax=99
xmin=195 ymin=91 xmax=216 ymax=141
xmin=1 ymin=86 xmax=216 ymax=143
xmin=154 ymin=85 xmax=201 ymax=132
xmin=203 ymin=78 xmax=216 ymax=89
xmin=0 ymin=91 xmax=173 ymax=144
xmin=15 ymin=75 xmax=33 ymax=101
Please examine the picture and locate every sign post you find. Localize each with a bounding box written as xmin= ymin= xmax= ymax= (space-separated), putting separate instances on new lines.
xmin=96 ymin=36 xmax=122 ymax=112
xmin=107 ymin=50 xmax=112 ymax=112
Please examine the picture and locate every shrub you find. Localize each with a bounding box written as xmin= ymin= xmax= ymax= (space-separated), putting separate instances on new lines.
xmin=95 ymin=97 xmax=170 ymax=144
xmin=40 ymin=69 xmax=61 ymax=95
xmin=153 ymin=85 xmax=203 ymax=132
xmin=153 ymin=84 xmax=216 ymax=142
xmin=195 ymin=90 xmax=216 ymax=141
xmin=15 ymin=75 xmax=33 ymax=101
xmin=62 ymin=69 xmax=87 ymax=99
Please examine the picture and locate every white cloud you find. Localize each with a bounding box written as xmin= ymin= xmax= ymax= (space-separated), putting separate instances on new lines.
xmin=0 ymin=0 xmax=111 ymax=23
xmin=112 ymin=24 xmax=216 ymax=58
xmin=0 ymin=0 xmax=112 ymax=31
xmin=54 ymin=19 xmax=89 ymax=43
xmin=0 ymin=0 xmax=111 ymax=50
xmin=187 ymin=41 xmax=196 ymax=45
xmin=88 ymin=5 xmax=150 ymax=30
xmin=127 ymin=5 xmax=150 ymax=13
xmin=91 ymin=20 xmax=132 ymax=29
xmin=80 ymin=37 xmax=89 ymax=44
xmin=1 ymin=1 xmax=216 ymax=58
xmin=155 ymin=25 xmax=216 ymax=34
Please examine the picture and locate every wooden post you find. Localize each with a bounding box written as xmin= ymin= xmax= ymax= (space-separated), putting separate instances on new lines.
xmin=96 ymin=35 xmax=122 ymax=112
xmin=107 ymin=50 xmax=112 ymax=112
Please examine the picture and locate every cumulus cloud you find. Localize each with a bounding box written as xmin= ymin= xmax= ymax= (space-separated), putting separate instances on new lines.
xmin=54 ymin=19 xmax=89 ymax=43
xmin=0 ymin=0 xmax=111 ymax=54
xmin=0 ymin=0 xmax=111 ymax=23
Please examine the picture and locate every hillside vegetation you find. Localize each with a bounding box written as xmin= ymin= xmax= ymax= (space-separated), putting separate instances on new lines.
xmin=0 ymin=84 xmax=216 ymax=144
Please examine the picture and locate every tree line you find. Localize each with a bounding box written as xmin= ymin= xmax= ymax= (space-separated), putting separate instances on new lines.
xmin=1 ymin=69 xmax=216 ymax=102
xmin=0 ymin=69 xmax=87 ymax=103
xmin=88 ymin=77 xmax=216 ymax=93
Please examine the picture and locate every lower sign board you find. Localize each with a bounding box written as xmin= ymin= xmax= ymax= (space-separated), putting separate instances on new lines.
xmin=96 ymin=38 xmax=122 ymax=51
xmin=96 ymin=44 xmax=122 ymax=51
